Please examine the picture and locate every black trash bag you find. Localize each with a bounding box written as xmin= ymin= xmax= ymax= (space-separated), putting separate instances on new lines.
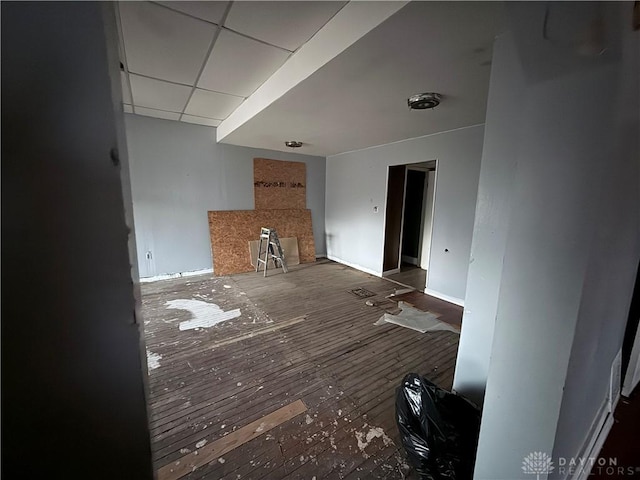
xmin=395 ymin=373 xmax=481 ymax=480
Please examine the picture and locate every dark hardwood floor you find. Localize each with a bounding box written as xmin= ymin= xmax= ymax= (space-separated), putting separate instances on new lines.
xmin=386 ymin=265 xmax=427 ymax=291
xmin=141 ymin=259 xmax=460 ymax=479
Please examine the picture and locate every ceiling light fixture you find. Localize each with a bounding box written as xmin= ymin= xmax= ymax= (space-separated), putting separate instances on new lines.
xmin=285 ymin=141 xmax=303 ymax=148
xmin=408 ymin=92 xmax=442 ymax=110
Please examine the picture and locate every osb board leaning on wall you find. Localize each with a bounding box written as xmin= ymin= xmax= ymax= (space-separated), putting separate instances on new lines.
xmin=254 ymin=158 xmax=306 ymax=210
xmin=209 ymin=209 xmax=315 ymax=276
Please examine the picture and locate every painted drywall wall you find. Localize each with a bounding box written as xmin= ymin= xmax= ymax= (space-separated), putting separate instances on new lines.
xmin=124 ymin=114 xmax=326 ymax=278
xmin=326 ymin=125 xmax=483 ymax=302
xmin=2 ymin=2 xmax=153 ymax=477
xmin=452 ymin=25 xmax=525 ymax=406
xmin=550 ymin=2 xmax=639 ymax=471
xmin=466 ymin=4 xmax=639 ymax=479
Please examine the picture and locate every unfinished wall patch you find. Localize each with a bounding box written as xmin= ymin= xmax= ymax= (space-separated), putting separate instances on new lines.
xmin=165 ymin=299 xmax=241 ymax=331
xmin=254 ymin=158 xmax=306 ymax=210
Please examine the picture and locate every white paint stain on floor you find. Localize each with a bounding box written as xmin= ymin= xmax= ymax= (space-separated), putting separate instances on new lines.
xmin=354 ymin=425 xmax=393 ymax=458
xmin=165 ymin=299 xmax=241 ymax=331
xmin=146 ymin=351 xmax=162 ymax=371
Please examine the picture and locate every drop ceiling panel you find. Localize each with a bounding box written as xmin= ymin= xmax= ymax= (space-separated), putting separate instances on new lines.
xmin=156 ymin=1 xmax=229 ymax=24
xmin=120 ymin=72 xmax=132 ymax=104
xmin=130 ymin=74 xmax=192 ymax=112
xmin=225 ymin=1 xmax=346 ymax=51
xmin=119 ymin=2 xmax=215 ymax=85
xmin=198 ymin=29 xmax=290 ymax=97
xmin=181 ymin=115 xmax=221 ymax=127
xmin=135 ymin=106 xmax=181 ymax=121
xmin=184 ymin=89 xmax=244 ymax=119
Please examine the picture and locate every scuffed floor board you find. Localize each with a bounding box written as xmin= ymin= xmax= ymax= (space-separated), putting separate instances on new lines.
xmin=157 ymin=400 xmax=307 ymax=480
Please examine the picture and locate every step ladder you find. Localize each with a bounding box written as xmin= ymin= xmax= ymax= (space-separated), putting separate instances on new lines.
xmin=256 ymin=227 xmax=288 ymax=277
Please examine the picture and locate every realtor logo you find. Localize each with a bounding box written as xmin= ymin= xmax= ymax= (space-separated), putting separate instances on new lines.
xmin=523 ymin=452 xmax=555 ymax=480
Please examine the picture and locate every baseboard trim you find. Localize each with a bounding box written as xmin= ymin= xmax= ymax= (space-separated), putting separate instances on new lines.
xmin=567 ymin=393 xmax=619 ymax=480
xmin=382 ymin=268 xmax=401 ymax=277
xmin=424 ymin=288 xmax=465 ymax=307
xmin=326 ymin=255 xmax=381 ymax=277
xmin=140 ymin=268 xmax=213 ymax=283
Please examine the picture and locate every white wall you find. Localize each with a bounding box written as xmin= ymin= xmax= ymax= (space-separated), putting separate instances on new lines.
xmin=325 ymin=125 xmax=484 ymax=302
xmin=452 ymin=25 xmax=525 ymax=406
xmin=460 ymin=3 xmax=639 ymax=479
xmin=124 ymin=114 xmax=326 ymax=278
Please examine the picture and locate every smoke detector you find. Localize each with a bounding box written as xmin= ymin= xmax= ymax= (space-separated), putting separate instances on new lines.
xmin=408 ymin=93 xmax=442 ymax=110
xmin=285 ymin=140 xmax=303 ymax=148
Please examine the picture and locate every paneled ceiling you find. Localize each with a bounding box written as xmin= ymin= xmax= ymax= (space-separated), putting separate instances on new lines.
xmin=118 ymin=1 xmax=346 ymax=128
xmin=118 ymin=1 xmax=504 ymax=156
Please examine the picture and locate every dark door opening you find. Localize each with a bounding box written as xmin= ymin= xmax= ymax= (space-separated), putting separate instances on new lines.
xmin=383 ymin=165 xmax=406 ymax=272
xmin=401 ymin=169 xmax=426 ymax=266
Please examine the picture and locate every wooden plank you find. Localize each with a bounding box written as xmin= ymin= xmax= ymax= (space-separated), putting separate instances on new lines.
xmin=248 ymin=237 xmax=300 ymax=268
xmin=208 ymin=209 xmax=315 ymax=276
xmin=157 ymin=399 xmax=308 ymax=480
xmin=254 ymin=158 xmax=307 ymax=210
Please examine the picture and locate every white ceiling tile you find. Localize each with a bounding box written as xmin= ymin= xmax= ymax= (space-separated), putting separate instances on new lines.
xmin=130 ymin=74 xmax=192 ymax=112
xmin=184 ymin=89 xmax=244 ymax=119
xmin=135 ymin=106 xmax=181 ymax=121
xmin=120 ymin=72 xmax=132 ymax=105
xmin=123 ymin=104 xmax=134 ymax=113
xmin=198 ymin=29 xmax=290 ymax=97
xmin=225 ymin=1 xmax=346 ymax=51
xmin=156 ymin=1 xmax=228 ymax=24
xmin=181 ymin=115 xmax=221 ymax=127
xmin=119 ymin=2 xmax=216 ymax=85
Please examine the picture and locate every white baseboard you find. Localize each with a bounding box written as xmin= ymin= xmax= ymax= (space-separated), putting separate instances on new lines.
xmin=382 ymin=268 xmax=401 ymax=277
xmin=424 ymin=288 xmax=465 ymax=307
xmin=326 ymin=254 xmax=381 ymax=277
xmin=140 ymin=268 xmax=213 ymax=283
xmin=569 ymin=399 xmax=617 ymax=480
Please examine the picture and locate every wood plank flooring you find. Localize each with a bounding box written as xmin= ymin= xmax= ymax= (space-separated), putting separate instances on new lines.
xmin=386 ymin=265 xmax=427 ymax=291
xmin=141 ymin=259 xmax=460 ymax=479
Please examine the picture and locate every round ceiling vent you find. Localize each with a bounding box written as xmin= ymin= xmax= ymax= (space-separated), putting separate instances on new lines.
xmin=285 ymin=140 xmax=303 ymax=148
xmin=408 ymin=93 xmax=442 ymax=110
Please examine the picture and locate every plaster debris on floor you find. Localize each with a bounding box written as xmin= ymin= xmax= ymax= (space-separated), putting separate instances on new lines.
xmin=375 ymin=301 xmax=459 ymax=334
xmin=146 ymin=350 xmax=162 ymax=371
xmin=354 ymin=424 xmax=394 ymax=458
xmin=164 ymin=299 xmax=241 ymax=331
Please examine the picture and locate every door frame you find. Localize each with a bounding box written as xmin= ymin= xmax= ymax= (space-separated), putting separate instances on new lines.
xmin=382 ymin=160 xmax=437 ymax=278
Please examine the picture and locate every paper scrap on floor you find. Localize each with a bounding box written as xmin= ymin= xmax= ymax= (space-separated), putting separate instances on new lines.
xmin=374 ymin=301 xmax=459 ymax=334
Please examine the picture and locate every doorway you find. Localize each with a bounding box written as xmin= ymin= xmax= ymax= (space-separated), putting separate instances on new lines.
xmin=383 ymin=161 xmax=436 ymax=291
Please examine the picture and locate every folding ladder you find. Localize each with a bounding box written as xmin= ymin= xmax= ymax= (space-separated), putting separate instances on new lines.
xmin=256 ymin=227 xmax=288 ymax=277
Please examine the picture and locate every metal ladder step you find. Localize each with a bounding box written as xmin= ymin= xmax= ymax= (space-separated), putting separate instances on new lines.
xmin=256 ymin=227 xmax=288 ymax=277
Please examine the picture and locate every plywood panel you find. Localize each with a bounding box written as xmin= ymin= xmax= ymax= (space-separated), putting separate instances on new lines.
xmin=254 ymin=158 xmax=306 ymax=210
xmin=209 ymin=209 xmax=315 ymax=275
xmin=248 ymin=237 xmax=300 ymax=268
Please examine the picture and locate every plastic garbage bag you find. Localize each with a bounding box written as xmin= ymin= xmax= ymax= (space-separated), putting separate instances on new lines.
xmin=395 ymin=373 xmax=481 ymax=480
